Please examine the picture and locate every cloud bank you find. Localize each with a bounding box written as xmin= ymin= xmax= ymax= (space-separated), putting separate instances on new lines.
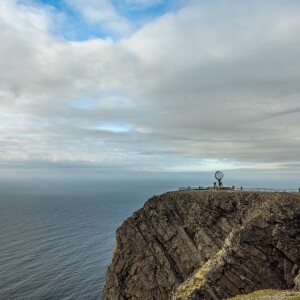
xmin=1 ymin=0 xmax=300 ymax=172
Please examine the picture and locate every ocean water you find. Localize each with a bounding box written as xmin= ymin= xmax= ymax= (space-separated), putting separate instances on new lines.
xmin=0 ymin=172 xmax=186 ymax=300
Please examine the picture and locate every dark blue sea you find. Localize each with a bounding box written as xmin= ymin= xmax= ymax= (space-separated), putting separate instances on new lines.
xmin=0 ymin=171 xmax=202 ymax=300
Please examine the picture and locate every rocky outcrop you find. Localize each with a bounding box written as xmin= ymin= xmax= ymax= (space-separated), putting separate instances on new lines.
xmin=102 ymin=191 xmax=300 ymax=300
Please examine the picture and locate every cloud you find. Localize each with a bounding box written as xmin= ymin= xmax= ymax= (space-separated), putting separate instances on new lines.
xmin=1 ymin=0 xmax=300 ymax=172
xmin=64 ymin=0 xmax=132 ymax=35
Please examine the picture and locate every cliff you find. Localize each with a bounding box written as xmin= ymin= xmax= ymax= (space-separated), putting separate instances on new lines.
xmin=102 ymin=190 xmax=300 ymax=300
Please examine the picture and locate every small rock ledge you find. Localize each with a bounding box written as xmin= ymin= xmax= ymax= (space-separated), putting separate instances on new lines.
xmin=102 ymin=191 xmax=300 ymax=300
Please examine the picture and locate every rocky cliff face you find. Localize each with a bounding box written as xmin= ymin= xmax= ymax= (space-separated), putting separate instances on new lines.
xmin=102 ymin=191 xmax=300 ymax=300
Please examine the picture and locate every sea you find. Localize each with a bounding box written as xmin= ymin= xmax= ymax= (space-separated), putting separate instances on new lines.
xmin=0 ymin=170 xmax=297 ymax=300
xmin=0 ymin=171 xmax=202 ymax=300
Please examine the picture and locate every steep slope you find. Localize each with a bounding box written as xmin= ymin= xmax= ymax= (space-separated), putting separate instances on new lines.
xmin=102 ymin=191 xmax=300 ymax=300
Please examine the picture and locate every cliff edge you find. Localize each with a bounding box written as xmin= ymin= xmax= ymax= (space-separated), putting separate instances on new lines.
xmin=102 ymin=190 xmax=300 ymax=300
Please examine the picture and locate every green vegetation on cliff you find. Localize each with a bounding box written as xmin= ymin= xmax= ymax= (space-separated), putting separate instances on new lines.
xmin=174 ymin=250 xmax=223 ymax=299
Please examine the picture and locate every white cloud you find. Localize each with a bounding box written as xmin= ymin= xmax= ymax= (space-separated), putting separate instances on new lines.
xmin=1 ymin=0 xmax=300 ymax=172
xmin=64 ymin=0 xmax=132 ymax=35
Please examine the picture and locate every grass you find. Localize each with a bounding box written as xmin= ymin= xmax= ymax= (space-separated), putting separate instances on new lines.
xmin=228 ymin=289 xmax=300 ymax=300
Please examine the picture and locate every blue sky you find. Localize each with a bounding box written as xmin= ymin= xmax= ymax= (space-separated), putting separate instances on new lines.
xmin=35 ymin=0 xmax=181 ymax=40
xmin=1 ymin=0 xmax=300 ymax=179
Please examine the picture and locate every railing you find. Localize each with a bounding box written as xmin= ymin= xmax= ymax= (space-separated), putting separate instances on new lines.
xmin=179 ymin=186 xmax=233 ymax=190
xmin=179 ymin=186 xmax=300 ymax=193
xmin=179 ymin=186 xmax=209 ymax=190
xmin=237 ymin=187 xmax=299 ymax=193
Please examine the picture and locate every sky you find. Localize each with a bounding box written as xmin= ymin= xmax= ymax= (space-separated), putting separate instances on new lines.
xmin=1 ymin=0 xmax=300 ymax=178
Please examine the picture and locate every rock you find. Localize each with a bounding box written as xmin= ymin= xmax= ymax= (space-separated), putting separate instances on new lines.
xmin=294 ymin=270 xmax=300 ymax=291
xmin=102 ymin=191 xmax=300 ymax=300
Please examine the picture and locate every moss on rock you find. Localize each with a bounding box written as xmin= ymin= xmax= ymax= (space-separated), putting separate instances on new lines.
xmin=173 ymin=250 xmax=223 ymax=300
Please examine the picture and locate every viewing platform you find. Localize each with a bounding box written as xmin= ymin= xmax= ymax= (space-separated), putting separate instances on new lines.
xmin=179 ymin=171 xmax=300 ymax=193
xmin=178 ymin=186 xmax=300 ymax=193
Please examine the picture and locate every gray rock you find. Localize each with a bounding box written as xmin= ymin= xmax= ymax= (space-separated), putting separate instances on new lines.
xmin=102 ymin=191 xmax=300 ymax=300
xmin=294 ymin=270 xmax=300 ymax=291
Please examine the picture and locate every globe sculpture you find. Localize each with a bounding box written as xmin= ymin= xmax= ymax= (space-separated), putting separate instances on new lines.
xmin=215 ymin=171 xmax=224 ymax=188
